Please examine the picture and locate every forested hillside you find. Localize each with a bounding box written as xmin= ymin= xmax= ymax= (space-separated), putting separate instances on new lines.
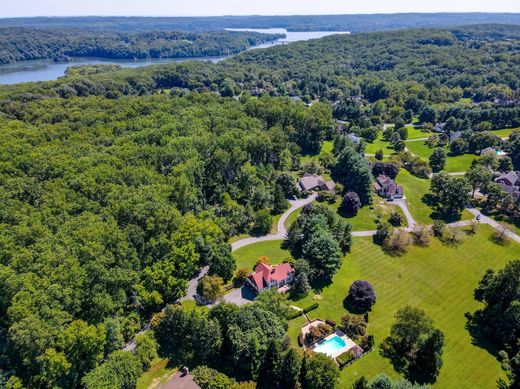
xmin=0 ymin=28 xmax=282 ymax=64
xmin=0 ymin=24 xmax=520 ymax=388
xmin=1 ymin=13 xmax=520 ymax=32
xmin=0 ymin=92 xmax=333 ymax=386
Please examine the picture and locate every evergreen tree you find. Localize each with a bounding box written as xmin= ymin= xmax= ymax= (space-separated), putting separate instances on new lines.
xmin=258 ymin=339 xmax=283 ymax=386
xmin=280 ymin=348 xmax=302 ymax=389
xmin=333 ymin=146 xmax=373 ymax=205
xmin=273 ymin=184 xmax=289 ymax=214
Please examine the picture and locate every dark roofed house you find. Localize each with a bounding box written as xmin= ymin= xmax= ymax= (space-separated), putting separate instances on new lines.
xmin=298 ymin=173 xmax=335 ymax=192
xmin=374 ymin=175 xmax=404 ymax=200
xmin=480 ymin=147 xmax=496 ymax=156
xmin=495 ymin=171 xmax=520 ymax=199
xmin=348 ymin=133 xmax=361 ymax=144
xmin=449 ymin=131 xmax=462 ymax=142
xmin=433 ymin=122 xmax=446 ymax=133
xmin=247 ymin=262 xmax=294 ymax=292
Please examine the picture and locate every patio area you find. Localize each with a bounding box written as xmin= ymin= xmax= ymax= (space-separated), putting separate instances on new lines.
xmin=309 ymin=330 xmax=361 ymax=359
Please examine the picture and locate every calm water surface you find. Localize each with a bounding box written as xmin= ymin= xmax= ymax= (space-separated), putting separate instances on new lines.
xmin=0 ymin=28 xmax=349 ymax=85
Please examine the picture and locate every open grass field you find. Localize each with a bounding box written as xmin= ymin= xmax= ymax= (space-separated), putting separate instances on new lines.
xmin=288 ymin=226 xmax=518 ymax=388
xmin=406 ymin=125 xmax=434 ymax=140
xmin=301 ymin=140 xmax=334 ymax=164
xmin=445 ymin=153 xmax=477 ymax=173
xmin=233 ymin=239 xmax=290 ymax=270
xmin=406 ymin=142 xmax=476 ymax=173
xmin=323 ymin=195 xmax=406 ymax=231
xmin=491 ymin=127 xmax=519 ymax=138
xmin=364 ymin=138 xmax=395 ymax=155
xmin=406 ymin=140 xmax=434 ymax=159
xmin=397 ymin=169 xmax=472 ymax=224
xmin=137 ymin=358 xmax=176 ymax=389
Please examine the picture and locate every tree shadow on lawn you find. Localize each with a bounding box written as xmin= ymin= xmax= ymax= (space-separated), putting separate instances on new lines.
xmin=379 ymin=341 xmax=440 ymax=385
xmin=342 ymin=295 xmax=372 ymax=315
xmin=309 ymin=276 xmax=333 ymax=294
xmin=464 ymin=311 xmax=502 ymax=359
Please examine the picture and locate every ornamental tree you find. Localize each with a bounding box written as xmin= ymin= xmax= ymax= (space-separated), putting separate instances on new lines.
xmin=347 ymin=280 xmax=376 ymax=312
xmin=341 ymin=191 xmax=362 ymax=215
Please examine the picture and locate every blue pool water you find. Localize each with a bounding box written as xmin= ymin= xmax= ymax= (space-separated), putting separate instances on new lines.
xmin=313 ymin=335 xmax=346 ymax=356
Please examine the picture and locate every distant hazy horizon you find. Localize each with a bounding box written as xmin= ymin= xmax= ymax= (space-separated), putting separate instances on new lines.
xmin=2 ymin=0 xmax=520 ymax=18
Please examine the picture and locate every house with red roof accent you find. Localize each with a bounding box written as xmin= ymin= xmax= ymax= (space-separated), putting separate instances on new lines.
xmin=247 ymin=262 xmax=295 ymax=292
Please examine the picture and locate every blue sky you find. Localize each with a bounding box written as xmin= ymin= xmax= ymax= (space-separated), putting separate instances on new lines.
xmin=2 ymin=0 xmax=520 ymax=18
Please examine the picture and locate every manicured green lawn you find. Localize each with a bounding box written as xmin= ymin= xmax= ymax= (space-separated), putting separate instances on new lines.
xmin=289 ymin=227 xmax=517 ymax=388
xmin=364 ymin=138 xmax=395 ymax=155
xmin=491 ymin=127 xmax=519 ymax=138
xmin=406 ymin=140 xmax=434 ymax=159
xmin=397 ymin=169 xmax=472 ymax=224
xmin=406 ymin=125 xmax=434 ymax=140
xmin=445 ymin=153 xmax=477 ymax=173
xmin=323 ymin=196 xmax=406 ymax=231
xmin=301 ymin=140 xmax=334 ymax=164
xmin=232 ymin=240 xmax=290 ymax=271
xmin=406 ymin=142 xmax=476 ymax=173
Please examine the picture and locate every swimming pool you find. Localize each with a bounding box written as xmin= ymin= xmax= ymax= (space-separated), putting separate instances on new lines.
xmin=312 ymin=335 xmax=347 ymax=356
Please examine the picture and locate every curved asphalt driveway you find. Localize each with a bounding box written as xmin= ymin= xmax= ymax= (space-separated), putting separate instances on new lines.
xmin=231 ymin=193 xmax=317 ymax=252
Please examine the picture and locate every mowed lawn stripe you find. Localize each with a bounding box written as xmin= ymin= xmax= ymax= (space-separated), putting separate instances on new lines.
xmin=286 ymin=227 xmax=516 ymax=388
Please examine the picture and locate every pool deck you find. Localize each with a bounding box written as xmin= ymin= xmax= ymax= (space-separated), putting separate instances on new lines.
xmin=309 ymin=330 xmax=359 ymax=359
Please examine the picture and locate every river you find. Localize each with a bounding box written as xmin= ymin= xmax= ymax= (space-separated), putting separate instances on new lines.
xmin=0 ymin=28 xmax=349 ymax=85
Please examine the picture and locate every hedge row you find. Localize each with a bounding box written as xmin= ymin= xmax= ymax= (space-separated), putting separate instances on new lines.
xmin=303 ymin=303 xmax=319 ymax=313
xmin=288 ymin=309 xmax=303 ymax=320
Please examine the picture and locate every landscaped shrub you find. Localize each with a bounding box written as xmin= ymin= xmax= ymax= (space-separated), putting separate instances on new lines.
xmin=336 ymin=350 xmax=356 ymax=367
xmin=325 ymin=319 xmax=336 ymax=328
xmin=303 ymin=302 xmax=319 ymax=313
xmin=288 ymin=309 xmax=303 ymax=320
xmin=298 ymin=333 xmax=304 ymax=347
xmin=305 ymin=323 xmax=332 ymax=345
xmin=317 ymin=191 xmax=336 ymax=204
xmin=358 ymin=334 xmax=375 ymax=351
xmin=340 ymin=313 xmax=367 ymax=340
xmin=192 ymin=365 xmax=237 ymax=389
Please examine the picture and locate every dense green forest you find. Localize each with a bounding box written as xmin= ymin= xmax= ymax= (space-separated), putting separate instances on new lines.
xmin=0 ymin=28 xmax=282 ymax=65
xmin=0 ymin=24 xmax=519 ymax=387
xmin=1 ymin=13 xmax=520 ymax=32
xmin=0 ymin=92 xmax=333 ymax=387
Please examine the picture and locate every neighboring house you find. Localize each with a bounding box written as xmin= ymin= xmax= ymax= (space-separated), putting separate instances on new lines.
xmin=480 ymin=147 xmax=496 ymax=156
xmin=347 ymin=133 xmax=361 ymax=144
xmin=374 ymin=175 xmax=404 ymax=200
xmin=495 ymin=171 xmax=520 ymax=199
xmin=247 ymin=262 xmax=294 ymax=292
xmin=449 ymin=131 xmax=462 ymax=142
xmin=298 ymin=173 xmax=336 ymax=192
xmin=433 ymin=122 xmax=446 ymax=133
xmin=290 ymin=96 xmax=301 ymax=103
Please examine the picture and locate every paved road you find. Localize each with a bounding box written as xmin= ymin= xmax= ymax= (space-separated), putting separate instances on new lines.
xmin=428 ymin=171 xmax=466 ymax=178
xmin=179 ymin=266 xmax=209 ymax=302
xmin=158 ymin=372 xmax=200 ymax=389
xmin=393 ymin=198 xmax=416 ymax=228
xmin=231 ymin=193 xmax=317 ymax=252
xmin=405 ymin=137 xmax=430 ymax=142
xmin=466 ymin=208 xmax=520 ymax=243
